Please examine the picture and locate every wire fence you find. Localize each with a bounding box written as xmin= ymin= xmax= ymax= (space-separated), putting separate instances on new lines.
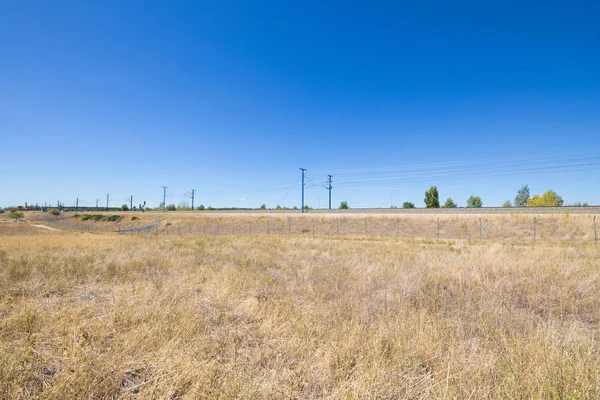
xmin=45 ymin=218 xmax=97 ymax=231
xmin=146 ymin=215 xmax=599 ymax=243
xmin=44 ymin=215 xmax=599 ymax=243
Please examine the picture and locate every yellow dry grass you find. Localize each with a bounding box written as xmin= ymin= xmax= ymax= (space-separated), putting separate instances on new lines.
xmin=1 ymin=229 xmax=599 ymax=398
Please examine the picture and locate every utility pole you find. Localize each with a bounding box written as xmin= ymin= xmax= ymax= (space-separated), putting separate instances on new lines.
xmin=161 ymin=186 xmax=167 ymax=212
xmin=106 ymin=193 xmax=109 ymax=212
xmin=191 ymin=189 xmax=195 ymax=210
xmin=327 ymin=175 xmax=332 ymax=210
xmin=96 ymin=199 xmax=98 ymax=211
xmin=75 ymin=198 xmax=79 ymax=213
xmin=300 ymin=168 xmax=306 ymax=213
xmin=130 ymin=195 xmax=133 ymax=211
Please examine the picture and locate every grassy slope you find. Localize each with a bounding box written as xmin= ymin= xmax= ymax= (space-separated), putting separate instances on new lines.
xmin=1 ymin=233 xmax=599 ymax=398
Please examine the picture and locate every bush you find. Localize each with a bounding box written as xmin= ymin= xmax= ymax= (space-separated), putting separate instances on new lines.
xmin=275 ymin=205 xmax=282 ymax=210
xmin=198 ymin=205 xmax=205 ymax=211
xmin=443 ymin=198 xmax=457 ymax=208
xmin=73 ymin=214 xmax=81 ymax=218
xmin=49 ymin=209 xmax=60 ymax=216
xmin=503 ymin=200 xmax=512 ymax=208
xmin=131 ymin=216 xmax=139 ymax=221
xmin=8 ymin=211 xmax=24 ymax=220
xmin=0 ymin=210 xmax=4 ymax=214
xmin=165 ymin=204 xmax=176 ymax=211
xmin=260 ymin=204 xmax=267 ymax=210
xmin=121 ymin=204 xmax=129 ymax=211
xmin=403 ymin=202 xmax=415 ymax=209
xmin=466 ymin=195 xmax=483 ymax=208
xmin=424 ymin=186 xmax=440 ymax=208
xmin=527 ymin=190 xmax=564 ymax=207
xmin=339 ymin=201 xmax=349 ymax=209
xmin=206 ymin=206 xmax=213 ymax=211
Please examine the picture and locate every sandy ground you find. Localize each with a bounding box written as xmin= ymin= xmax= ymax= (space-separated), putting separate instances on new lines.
xmin=32 ymin=224 xmax=60 ymax=231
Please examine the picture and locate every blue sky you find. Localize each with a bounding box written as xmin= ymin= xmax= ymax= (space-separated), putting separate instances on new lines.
xmin=1 ymin=1 xmax=599 ymax=208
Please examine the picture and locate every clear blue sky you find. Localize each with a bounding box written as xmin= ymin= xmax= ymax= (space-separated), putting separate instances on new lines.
xmin=1 ymin=1 xmax=599 ymax=208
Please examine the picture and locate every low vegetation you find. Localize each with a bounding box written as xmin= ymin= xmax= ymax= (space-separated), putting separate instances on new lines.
xmin=0 ymin=232 xmax=599 ymax=398
xmin=81 ymin=214 xmax=123 ymax=222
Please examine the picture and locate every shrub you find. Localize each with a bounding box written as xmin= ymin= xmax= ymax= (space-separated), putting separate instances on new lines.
xmin=106 ymin=215 xmax=123 ymax=222
xmin=503 ymin=200 xmax=512 ymax=208
xmin=260 ymin=204 xmax=267 ymax=210
xmin=121 ymin=204 xmax=129 ymax=211
xmin=275 ymin=205 xmax=282 ymax=210
xmin=73 ymin=214 xmax=81 ymax=218
xmin=8 ymin=211 xmax=24 ymax=220
xmin=403 ymin=202 xmax=415 ymax=209
xmin=131 ymin=216 xmax=139 ymax=221
xmin=424 ymin=186 xmax=440 ymax=208
xmin=339 ymin=201 xmax=349 ymax=209
xmin=165 ymin=204 xmax=176 ymax=211
xmin=527 ymin=190 xmax=564 ymax=207
xmin=443 ymin=198 xmax=457 ymax=208
xmin=466 ymin=195 xmax=483 ymax=208
xmin=0 ymin=210 xmax=4 ymax=214
xmin=49 ymin=209 xmax=61 ymax=216
xmin=198 ymin=205 xmax=205 ymax=211
xmin=206 ymin=206 xmax=213 ymax=211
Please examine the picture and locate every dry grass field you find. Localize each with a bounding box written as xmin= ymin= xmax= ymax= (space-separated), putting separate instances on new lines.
xmin=1 ymin=216 xmax=600 ymax=398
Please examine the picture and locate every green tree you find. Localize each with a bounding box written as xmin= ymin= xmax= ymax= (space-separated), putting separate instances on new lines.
xmin=514 ymin=185 xmax=530 ymax=207
xmin=121 ymin=204 xmax=129 ymax=211
xmin=339 ymin=201 xmax=349 ymax=209
xmin=259 ymin=204 xmax=267 ymax=210
xmin=466 ymin=195 xmax=483 ymax=208
xmin=165 ymin=204 xmax=176 ymax=211
xmin=206 ymin=206 xmax=213 ymax=210
xmin=403 ymin=201 xmax=415 ymax=209
xmin=275 ymin=205 xmax=282 ymax=210
xmin=502 ymin=200 xmax=512 ymax=208
xmin=197 ymin=205 xmax=205 ymax=210
xmin=424 ymin=186 xmax=440 ymax=208
xmin=527 ymin=190 xmax=564 ymax=207
xmin=442 ymin=198 xmax=457 ymax=208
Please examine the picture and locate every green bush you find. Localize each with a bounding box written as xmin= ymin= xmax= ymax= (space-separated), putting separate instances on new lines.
xmin=403 ymin=202 xmax=415 ymax=209
xmin=73 ymin=214 xmax=81 ymax=218
xmin=503 ymin=200 xmax=512 ymax=208
xmin=121 ymin=204 xmax=129 ymax=211
xmin=8 ymin=211 xmax=24 ymax=220
xmin=131 ymin=216 xmax=139 ymax=221
xmin=443 ymin=198 xmax=457 ymax=208
xmin=0 ymin=210 xmax=4 ymax=214
xmin=466 ymin=195 xmax=483 ymax=208
xmin=260 ymin=204 xmax=267 ymax=210
xmin=198 ymin=205 xmax=205 ymax=210
xmin=165 ymin=204 xmax=176 ymax=211
xmin=339 ymin=201 xmax=349 ymax=209
xmin=49 ymin=209 xmax=61 ymax=216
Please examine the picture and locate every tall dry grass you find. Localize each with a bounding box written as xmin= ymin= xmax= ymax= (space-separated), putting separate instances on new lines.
xmin=1 ymin=232 xmax=599 ymax=398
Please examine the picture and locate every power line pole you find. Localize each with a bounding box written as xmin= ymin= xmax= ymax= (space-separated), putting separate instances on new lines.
xmin=75 ymin=198 xmax=79 ymax=213
xmin=130 ymin=195 xmax=133 ymax=211
xmin=191 ymin=189 xmax=195 ymax=210
xmin=161 ymin=186 xmax=167 ymax=212
xmin=106 ymin=193 xmax=109 ymax=212
xmin=96 ymin=198 xmax=98 ymax=211
xmin=327 ymin=175 xmax=332 ymax=210
xmin=299 ymin=168 xmax=306 ymax=213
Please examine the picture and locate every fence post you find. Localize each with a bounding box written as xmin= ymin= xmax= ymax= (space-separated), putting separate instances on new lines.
xmin=479 ymin=218 xmax=482 ymax=240
xmin=533 ymin=217 xmax=536 ymax=243
xmin=594 ymin=216 xmax=596 ymax=243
